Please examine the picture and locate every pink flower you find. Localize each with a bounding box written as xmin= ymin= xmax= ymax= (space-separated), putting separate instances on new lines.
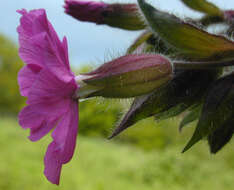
xmin=17 ymin=9 xmax=79 ymax=185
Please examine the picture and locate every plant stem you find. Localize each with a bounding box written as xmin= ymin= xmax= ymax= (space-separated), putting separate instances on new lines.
xmin=174 ymin=59 xmax=234 ymax=70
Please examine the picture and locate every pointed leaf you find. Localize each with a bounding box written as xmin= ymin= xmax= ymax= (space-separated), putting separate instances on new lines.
xmin=208 ymin=117 xmax=234 ymax=154
xmin=109 ymin=70 xmax=220 ymax=138
xmin=181 ymin=0 xmax=223 ymax=16
xmin=127 ymin=31 xmax=153 ymax=54
xmin=183 ymin=73 xmax=234 ymax=152
xmin=127 ymin=31 xmax=175 ymax=55
xmin=179 ymin=104 xmax=202 ymax=132
xmin=137 ymin=0 xmax=234 ymax=60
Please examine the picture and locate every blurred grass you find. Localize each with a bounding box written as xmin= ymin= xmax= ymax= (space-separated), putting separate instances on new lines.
xmin=0 ymin=116 xmax=234 ymax=190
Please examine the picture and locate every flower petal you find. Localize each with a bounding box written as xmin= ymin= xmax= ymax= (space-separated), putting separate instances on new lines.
xmin=19 ymin=105 xmax=44 ymax=130
xmin=27 ymin=68 xmax=77 ymax=105
xmin=18 ymin=100 xmax=71 ymax=141
xmin=18 ymin=69 xmax=77 ymax=141
xmin=17 ymin=9 xmax=72 ymax=78
xmin=18 ymin=64 xmax=42 ymax=97
xmin=17 ymin=9 xmax=79 ymax=185
xmin=44 ymin=101 xmax=78 ymax=185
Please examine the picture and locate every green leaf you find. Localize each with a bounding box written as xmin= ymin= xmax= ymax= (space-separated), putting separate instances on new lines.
xmin=127 ymin=31 xmax=175 ymax=55
xmin=109 ymin=70 xmax=220 ymax=138
xmin=179 ymin=104 xmax=202 ymax=132
xmin=127 ymin=31 xmax=153 ymax=54
xmin=183 ymin=73 xmax=234 ymax=152
xmin=208 ymin=117 xmax=234 ymax=154
xmin=137 ymin=0 xmax=234 ymax=60
xmin=181 ymin=0 xmax=223 ymax=16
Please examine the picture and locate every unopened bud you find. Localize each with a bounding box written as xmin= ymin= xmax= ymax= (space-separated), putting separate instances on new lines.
xmin=75 ymin=54 xmax=173 ymax=98
xmin=64 ymin=0 xmax=145 ymax=30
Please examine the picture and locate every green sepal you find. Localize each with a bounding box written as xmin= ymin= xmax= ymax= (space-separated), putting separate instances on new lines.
xmin=105 ymin=3 xmax=146 ymax=30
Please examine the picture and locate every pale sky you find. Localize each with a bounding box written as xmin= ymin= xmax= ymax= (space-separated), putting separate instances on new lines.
xmin=1 ymin=0 xmax=233 ymax=66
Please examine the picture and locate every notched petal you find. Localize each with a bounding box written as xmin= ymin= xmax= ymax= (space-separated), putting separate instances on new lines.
xmin=44 ymin=102 xmax=78 ymax=185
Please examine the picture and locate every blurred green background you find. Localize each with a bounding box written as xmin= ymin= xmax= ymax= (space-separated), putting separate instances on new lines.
xmin=0 ymin=34 xmax=234 ymax=190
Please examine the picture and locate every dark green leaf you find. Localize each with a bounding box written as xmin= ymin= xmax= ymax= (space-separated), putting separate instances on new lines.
xmin=208 ymin=117 xmax=234 ymax=154
xmin=154 ymin=103 xmax=190 ymax=122
xmin=183 ymin=73 xmax=234 ymax=152
xmin=179 ymin=104 xmax=202 ymax=132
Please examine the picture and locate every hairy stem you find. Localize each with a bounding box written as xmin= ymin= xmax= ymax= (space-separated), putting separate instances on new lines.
xmin=174 ymin=59 xmax=234 ymax=70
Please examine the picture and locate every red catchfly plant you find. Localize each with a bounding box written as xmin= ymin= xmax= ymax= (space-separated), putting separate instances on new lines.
xmin=16 ymin=0 xmax=234 ymax=186
xmin=17 ymin=8 xmax=172 ymax=185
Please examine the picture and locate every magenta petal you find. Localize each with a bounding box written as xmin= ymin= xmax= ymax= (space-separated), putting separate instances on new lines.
xmin=27 ymin=68 xmax=77 ymax=105
xmin=17 ymin=9 xmax=72 ymax=77
xmin=19 ymin=105 xmax=44 ymax=130
xmin=43 ymin=142 xmax=62 ymax=185
xmin=18 ymin=32 xmax=48 ymax=66
xmin=19 ymin=30 xmax=71 ymax=79
xmin=17 ymin=9 xmax=80 ymax=185
xmin=62 ymin=37 xmax=70 ymax=69
xmin=19 ymin=102 xmax=67 ymax=141
xmin=18 ymin=64 xmax=42 ymax=96
xmin=44 ymin=101 xmax=78 ymax=185
xmin=29 ymin=119 xmax=57 ymax=141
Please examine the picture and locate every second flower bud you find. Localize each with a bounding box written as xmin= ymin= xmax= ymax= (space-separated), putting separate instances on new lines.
xmin=75 ymin=54 xmax=173 ymax=99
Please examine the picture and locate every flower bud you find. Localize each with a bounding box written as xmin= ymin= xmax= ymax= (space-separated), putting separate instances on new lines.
xmin=75 ymin=54 xmax=173 ymax=98
xmin=64 ymin=0 xmax=145 ymax=30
